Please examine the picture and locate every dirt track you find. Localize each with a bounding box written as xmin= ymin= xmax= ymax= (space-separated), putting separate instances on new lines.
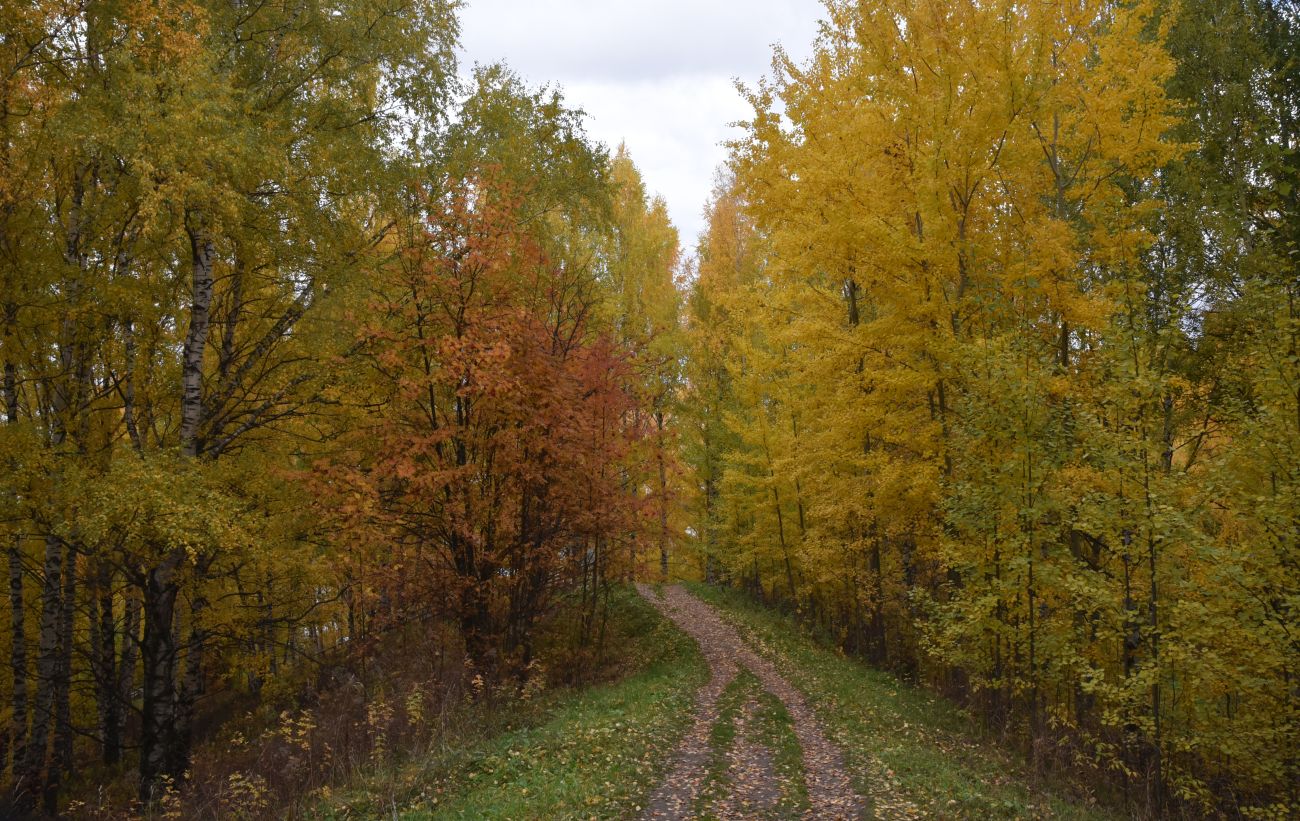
xmin=637 ymin=584 xmax=865 ymax=820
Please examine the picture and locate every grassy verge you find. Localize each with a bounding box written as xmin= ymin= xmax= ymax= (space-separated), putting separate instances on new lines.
xmin=687 ymin=583 xmax=1116 ymax=821
xmin=320 ymin=586 xmax=707 ymax=820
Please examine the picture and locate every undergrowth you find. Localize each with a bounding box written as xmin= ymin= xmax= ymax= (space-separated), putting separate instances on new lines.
xmin=319 ymin=585 xmax=707 ymax=820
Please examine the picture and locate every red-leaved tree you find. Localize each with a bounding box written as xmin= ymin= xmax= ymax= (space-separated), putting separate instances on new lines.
xmin=316 ymin=177 xmax=652 ymax=671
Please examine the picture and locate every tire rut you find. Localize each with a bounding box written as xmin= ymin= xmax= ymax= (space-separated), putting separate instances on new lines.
xmin=715 ymin=696 xmax=783 ymax=819
xmin=638 ymin=584 xmax=865 ymax=820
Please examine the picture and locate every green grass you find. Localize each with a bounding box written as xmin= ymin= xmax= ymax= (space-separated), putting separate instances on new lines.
xmin=752 ymin=686 xmax=811 ymax=818
xmin=687 ymin=583 xmax=1118 ymax=821
xmin=319 ymin=586 xmax=707 ymax=820
xmin=695 ymin=670 xmax=809 ymax=821
xmin=695 ymin=672 xmax=746 ymax=818
xmin=323 ymin=581 xmax=1119 ymax=820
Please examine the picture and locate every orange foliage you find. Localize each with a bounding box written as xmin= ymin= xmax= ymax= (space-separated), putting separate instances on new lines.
xmin=316 ymin=177 xmax=652 ymax=669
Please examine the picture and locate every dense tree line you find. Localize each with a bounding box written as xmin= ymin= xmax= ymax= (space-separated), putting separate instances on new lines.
xmin=682 ymin=0 xmax=1298 ymax=814
xmin=0 ymin=0 xmax=679 ymax=814
xmin=4 ymin=0 xmax=1296 ymax=815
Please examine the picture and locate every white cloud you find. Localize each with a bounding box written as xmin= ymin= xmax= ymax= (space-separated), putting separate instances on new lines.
xmin=457 ymin=0 xmax=826 ymax=248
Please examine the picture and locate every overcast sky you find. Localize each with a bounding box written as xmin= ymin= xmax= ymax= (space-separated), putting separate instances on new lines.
xmin=457 ymin=0 xmax=826 ymax=251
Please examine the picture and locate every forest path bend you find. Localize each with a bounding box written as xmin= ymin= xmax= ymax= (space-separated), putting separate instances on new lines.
xmin=637 ymin=584 xmax=865 ymax=820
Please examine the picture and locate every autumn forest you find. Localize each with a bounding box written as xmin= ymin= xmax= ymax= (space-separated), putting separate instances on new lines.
xmin=0 ymin=0 xmax=1296 ymax=818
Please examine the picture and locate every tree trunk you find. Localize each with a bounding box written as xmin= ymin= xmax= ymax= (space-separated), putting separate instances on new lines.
xmin=869 ymin=539 xmax=887 ymax=664
xmin=47 ymin=543 xmax=77 ymax=811
xmin=22 ymin=534 xmax=63 ymax=811
xmin=115 ymin=594 xmax=139 ymax=759
xmin=139 ymin=550 xmax=182 ymax=802
xmin=4 ymin=342 xmax=26 ymax=787
xmin=23 ymin=163 xmax=91 ymax=811
xmin=7 ymin=533 xmax=26 ymax=784
xmin=180 ymin=212 xmax=215 ymax=458
xmin=2 ymin=360 xmax=15 ymax=425
xmin=123 ymin=320 xmax=142 ymax=451
xmin=703 ymin=471 xmax=717 ymax=584
xmin=93 ymin=563 xmax=120 ymax=765
xmin=138 ymin=208 xmax=214 ymax=801
xmin=173 ymin=561 xmax=211 ymax=776
xmin=655 ymin=410 xmax=670 ymax=579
